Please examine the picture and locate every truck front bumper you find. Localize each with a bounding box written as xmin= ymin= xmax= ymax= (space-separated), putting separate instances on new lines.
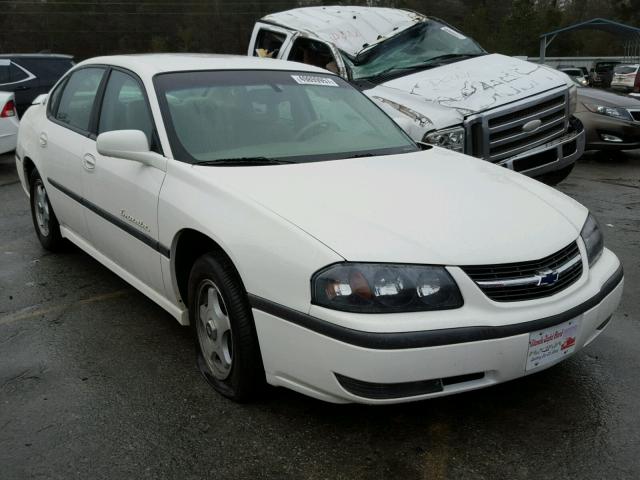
xmin=496 ymin=116 xmax=586 ymax=178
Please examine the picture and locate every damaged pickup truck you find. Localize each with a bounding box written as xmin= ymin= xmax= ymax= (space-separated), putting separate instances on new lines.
xmin=248 ymin=6 xmax=585 ymax=184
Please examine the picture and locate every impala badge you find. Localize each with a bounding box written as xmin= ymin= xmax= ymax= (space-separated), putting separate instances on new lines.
xmin=522 ymin=119 xmax=543 ymax=133
xmin=120 ymin=209 xmax=151 ymax=233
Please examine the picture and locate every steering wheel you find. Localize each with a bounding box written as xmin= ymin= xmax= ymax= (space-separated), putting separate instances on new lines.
xmin=295 ymin=120 xmax=339 ymax=141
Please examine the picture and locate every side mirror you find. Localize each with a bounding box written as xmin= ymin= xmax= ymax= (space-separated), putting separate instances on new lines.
xmin=96 ymin=130 xmax=166 ymax=171
xmin=32 ymin=94 xmax=48 ymax=105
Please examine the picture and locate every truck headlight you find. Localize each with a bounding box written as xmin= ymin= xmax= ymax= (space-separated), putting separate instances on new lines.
xmin=584 ymin=103 xmax=633 ymax=121
xmin=580 ymin=213 xmax=604 ymax=267
xmin=312 ymin=263 xmax=463 ymax=313
xmin=423 ymin=126 xmax=465 ymax=153
xmin=568 ymin=85 xmax=578 ymax=114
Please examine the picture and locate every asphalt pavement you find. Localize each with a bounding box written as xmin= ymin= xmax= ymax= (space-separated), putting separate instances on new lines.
xmin=1 ymin=150 xmax=639 ymax=479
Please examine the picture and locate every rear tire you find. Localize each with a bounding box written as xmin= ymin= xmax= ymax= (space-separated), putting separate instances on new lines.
xmin=188 ymin=252 xmax=265 ymax=401
xmin=539 ymin=163 xmax=574 ymax=186
xmin=29 ymin=169 xmax=64 ymax=251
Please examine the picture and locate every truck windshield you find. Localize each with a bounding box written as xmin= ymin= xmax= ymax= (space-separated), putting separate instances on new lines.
xmin=347 ymin=20 xmax=485 ymax=81
xmin=154 ymin=70 xmax=418 ymax=164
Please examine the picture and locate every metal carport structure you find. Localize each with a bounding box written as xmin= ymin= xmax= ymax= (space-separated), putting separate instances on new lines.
xmin=539 ymin=18 xmax=640 ymax=64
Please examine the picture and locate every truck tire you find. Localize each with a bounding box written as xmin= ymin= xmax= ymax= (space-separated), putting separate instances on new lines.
xmin=539 ymin=163 xmax=575 ymax=186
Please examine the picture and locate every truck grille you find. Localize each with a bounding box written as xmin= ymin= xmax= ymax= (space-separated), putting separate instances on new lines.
xmin=468 ymin=89 xmax=569 ymax=163
xmin=462 ymin=241 xmax=582 ymax=302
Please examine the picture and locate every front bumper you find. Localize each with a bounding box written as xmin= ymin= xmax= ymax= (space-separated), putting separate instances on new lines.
xmin=495 ymin=117 xmax=585 ymax=177
xmin=251 ymin=248 xmax=623 ymax=404
xmin=574 ymin=111 xmax=640 ymax=150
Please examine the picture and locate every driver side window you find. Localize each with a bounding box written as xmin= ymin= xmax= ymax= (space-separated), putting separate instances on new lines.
xmin=98 ymin=70 xmax=157 ymax=150
xmin=287 ymin=38 xmax=339 ymax=74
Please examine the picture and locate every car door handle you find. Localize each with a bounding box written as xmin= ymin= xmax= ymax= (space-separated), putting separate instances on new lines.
xmin=39 ymin=132 xmax=47 ymax=147
xmin=14 ymin=85 xmax=29 ymax=91
xmin=83 ymin=153 xmax=96 ymax=171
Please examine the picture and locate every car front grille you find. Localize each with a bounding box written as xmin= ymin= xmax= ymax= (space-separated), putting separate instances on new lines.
xmin=629 ymin=110 xmax=640 ymax=122
xmin=467 ymin=89 xmax=569 ymax=163
xmin=462 ymin=241 xmax=583 ymax=302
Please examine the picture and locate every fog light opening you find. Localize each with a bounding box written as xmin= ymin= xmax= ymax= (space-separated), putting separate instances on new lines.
xmin=601 ymin=134 xmax=623 ymax=143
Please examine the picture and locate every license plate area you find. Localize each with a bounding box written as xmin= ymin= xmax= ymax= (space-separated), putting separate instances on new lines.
xmin=526 ymin=318 xmax=580 ymax=371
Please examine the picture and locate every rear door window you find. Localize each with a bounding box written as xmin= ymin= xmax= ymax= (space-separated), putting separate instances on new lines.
xmin=15 ymin=58 xmax=73 ymax=85
xmin=54 ymin=67 xmax=105 ymax=132
xmin=253 ymin=28 xmax=287 ymax=58
xmin=0 ymin=60 xmax=31 ymax=85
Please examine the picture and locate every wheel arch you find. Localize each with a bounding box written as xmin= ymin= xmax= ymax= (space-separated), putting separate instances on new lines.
xmin=171 ymin=228 xmax=245 ymax=307
xmin=22 ymin=156 xmax=36 ymax=188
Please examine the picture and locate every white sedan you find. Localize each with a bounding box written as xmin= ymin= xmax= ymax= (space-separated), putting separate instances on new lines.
xmin=0 ymin=91 xmax=19 ymax=154
xmin=16 ymin=54 xmax=623 ymax=404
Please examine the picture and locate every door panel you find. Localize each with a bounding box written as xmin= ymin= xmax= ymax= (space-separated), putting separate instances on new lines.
xmin=42 ymin=67 xmax=106 ymax=241
xmin=82 ymin=69 xmax=166 ymax=294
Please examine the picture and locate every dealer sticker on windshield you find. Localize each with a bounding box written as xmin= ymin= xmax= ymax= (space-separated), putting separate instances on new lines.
xmin=526 ymin=318 xmax=580 ymax=371
xmin=291 ymin=74 xmax=339 ymax=87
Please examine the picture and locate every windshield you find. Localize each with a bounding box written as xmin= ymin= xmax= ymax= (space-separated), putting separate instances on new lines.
xmin=346 ymin=19 xmax=485 ymax=80
xmin=154 ymin=70 xmax=418 ymax=164
xmin=614 ymin=65 xmax=639 ymax=75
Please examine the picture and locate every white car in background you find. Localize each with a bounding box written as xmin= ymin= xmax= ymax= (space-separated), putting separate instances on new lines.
xmin=611 ymin=64 xmax=640 ymax=93
xmin=0 ymin=91 xmax=19 ymax=154
xmin=16 ymin=54 xmax=623 ymax=404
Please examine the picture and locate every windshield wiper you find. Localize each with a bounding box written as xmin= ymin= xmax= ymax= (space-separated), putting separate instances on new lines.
xmin=422 ymin=53 xmax=485 ymax=66
xmin=195 ymin=157 xmax=294 ymax=167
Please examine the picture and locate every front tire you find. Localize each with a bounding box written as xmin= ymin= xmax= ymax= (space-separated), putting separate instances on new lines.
xmin=188 ymin=252 xmax=264 ymax=401
xmin=29 ymin=169 xmax=64 ymax=251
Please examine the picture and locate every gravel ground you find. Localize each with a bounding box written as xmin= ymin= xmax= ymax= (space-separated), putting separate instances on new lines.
xmin=1 ymin=150 xmax=639 ymax=479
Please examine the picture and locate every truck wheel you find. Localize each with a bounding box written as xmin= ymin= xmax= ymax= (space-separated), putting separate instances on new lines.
xmin=540 ymin=164 xmax=574 ymax=186
xmin=29 ymin=169 xmax=64 ymax=251
xmin=188 ymin=252 xmax=265 ymax=401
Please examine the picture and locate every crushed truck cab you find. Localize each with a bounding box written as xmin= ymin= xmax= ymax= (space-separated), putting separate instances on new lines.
xmin=248 ymin=6 xmax=585 ymax=182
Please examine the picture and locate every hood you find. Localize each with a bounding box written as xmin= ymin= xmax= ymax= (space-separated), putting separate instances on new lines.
xmin=379 ymin=54 xmax=569 ymax=117
xmin=577 ymin=86 xmax=640 ymax=108
xmin=365 ymin=84 xmax=464 ymax=139
xmin=199 ymin=150 xmax=587 ymax=266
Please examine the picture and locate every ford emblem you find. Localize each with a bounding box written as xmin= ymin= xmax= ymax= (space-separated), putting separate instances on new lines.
xmin=522 ymin=119 xmax=543 ymax=133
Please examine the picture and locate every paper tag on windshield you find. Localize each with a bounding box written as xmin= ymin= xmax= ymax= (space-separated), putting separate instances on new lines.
xmin=441 ymin=26 xmax=467 ymax=40
xmin=291 ymin=74 xmax=338 ymax=87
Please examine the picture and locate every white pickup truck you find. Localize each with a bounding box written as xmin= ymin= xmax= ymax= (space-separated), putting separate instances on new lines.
xmin=248 ymin=6 xmax=585 ymax=184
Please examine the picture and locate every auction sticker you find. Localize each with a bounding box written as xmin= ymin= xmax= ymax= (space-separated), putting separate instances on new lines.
xmin=526 ymin=318 xmax=580 ymax=371
xmin=291 ymin=75 xmax=339 ymax=87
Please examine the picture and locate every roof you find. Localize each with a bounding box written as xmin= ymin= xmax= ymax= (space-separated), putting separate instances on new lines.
xmin=541 ymin=18 xmax=640 ymax=40
xmin=261 ymin=6 xmax=425 ymax=57
xmin=77 ymin=53 xmax=328 ymax=77
xmin=0 ymin=53 xmax=73 ymax=59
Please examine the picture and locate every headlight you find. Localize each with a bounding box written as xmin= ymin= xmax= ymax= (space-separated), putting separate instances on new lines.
xmin=423 ymin=126 xmax=465 ymax=153
xmin=580 ymin=213 xmax=604 ymax=267
xmin=584 ymin=103 xmax=633 ymax=121
xmin=311 ymin=263 xmax=463 ymax=313
xmin=568 ymin=85 xmax=578 ymax=114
